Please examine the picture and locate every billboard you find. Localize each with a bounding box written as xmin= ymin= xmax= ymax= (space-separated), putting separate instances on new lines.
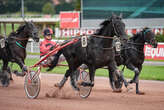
xmin=144 ymin=43 xmax=164 ymax=60
xmin=60 ymin=12 xmax=80 ymax=29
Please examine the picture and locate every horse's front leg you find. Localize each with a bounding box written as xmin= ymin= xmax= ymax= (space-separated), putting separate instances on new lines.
xmin=81 ymin=65 xmax=95 ymax=87
xmin=13 ymin=58 xmax=26 ymax=76
xmin=54 ymin=69 xmax=70 ymax=89
xmin=1 ymin=61 xmax=10 ymax=87
xmin=126 ymin=64 xmax=144 ymax=94
xmin=132 ymin=66 xmax=143 ymax=95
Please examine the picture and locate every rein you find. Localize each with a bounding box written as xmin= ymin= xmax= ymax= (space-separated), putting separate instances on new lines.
xmin=122 ymin=46 xmax=144 ymax=54
xmin=127 ymin=41 xmax=144 ymax=46
xmin=122 ymin=41 xmax=144 ymax=54
xmin=92 ymin=34 xmax=115 ymax=39
xmin=103 ymin=47 xmax=114 ymax=50
xmin=10 ymin=37 xmax=29 ymax=41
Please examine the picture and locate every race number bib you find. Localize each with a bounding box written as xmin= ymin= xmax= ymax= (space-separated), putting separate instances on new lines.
xmin=81 ymin=36 xmax=87 ymax=47
xmin=115 ymin=41 xmax=121 ymax=52
xmin=0 ymin=39 xmax=5 ymax=48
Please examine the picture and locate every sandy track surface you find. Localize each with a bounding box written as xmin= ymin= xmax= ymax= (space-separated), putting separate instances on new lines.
xmin=0 ymin=73 xmax=164 ymax=110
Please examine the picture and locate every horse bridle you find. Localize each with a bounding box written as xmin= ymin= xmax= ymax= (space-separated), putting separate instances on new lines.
xmin=127 ymin=29 xmax=152 ymax=46
xmin=112 ymin=21 xmax=121 ymax=37
xmin=123 ymin=29 xmax=154 ymax=54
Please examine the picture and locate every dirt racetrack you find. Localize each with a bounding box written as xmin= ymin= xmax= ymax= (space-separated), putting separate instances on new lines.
xmin=0 ymin=73 xmax=164 ymax=110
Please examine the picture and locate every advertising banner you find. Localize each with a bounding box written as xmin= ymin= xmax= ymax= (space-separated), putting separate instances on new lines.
xmin=144 ymin=43 xmax=164 ymax=60
xmin=60 ymin=12 xmax=80 ymax=29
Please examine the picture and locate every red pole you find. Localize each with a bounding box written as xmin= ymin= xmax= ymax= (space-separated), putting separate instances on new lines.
xmin=31 ymin=38 xmax=79 ymax=68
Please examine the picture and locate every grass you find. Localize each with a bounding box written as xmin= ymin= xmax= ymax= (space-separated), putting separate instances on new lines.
xmin=7 ymin=58 xmax=164 ymax=81
xmin=145 ymin=59 xmax=164 ymax=62
xmin=1 ymin=24 xmax=20 ymax=36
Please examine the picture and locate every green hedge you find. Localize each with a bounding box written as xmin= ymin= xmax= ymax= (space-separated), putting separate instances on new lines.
xmin=156 ymin=35 xmax=164 ymax=42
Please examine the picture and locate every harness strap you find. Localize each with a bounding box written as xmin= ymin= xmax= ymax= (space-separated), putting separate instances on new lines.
xmin=103 ymin=47 xmax=114 ymax=50
xmin=16 ymin=41 xmax=25 ymax=49
xmin=92 ymin=35 xmax=114 ymax=39
xmin=10 ymin=37 xmax=29 ymax=41
xmin=121 ymin=47 xmax=144 ymax=54
xmin=127 ymin=41 xmax=144 ymax=46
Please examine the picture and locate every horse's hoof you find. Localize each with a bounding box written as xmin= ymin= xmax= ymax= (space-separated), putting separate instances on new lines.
xmin=13 ymin=71 xmax=25 ymax=77
xmin=124 ymin=82 xmax=129 ymax=88
xmin=113 ymin=89 xmax=122 ymax=93
xmin=128 ymin=80 xmax=134 ymax=84
xmin=136 ymin=91 xmax=145 ymax=95
xmin=23 ymin=65 xmax=28 ymax=72
xmin=126 ymin=87 xmax=133 ymax=92
xmin=90 ymin=83 xmax=94 ymax=87
xmin=2 ymin=81 xmax=9 ymax=87
xmin=54 ymin=83 xmax=61 ymax=88
xmin=45 ymin=93 xmax=51 ymax=98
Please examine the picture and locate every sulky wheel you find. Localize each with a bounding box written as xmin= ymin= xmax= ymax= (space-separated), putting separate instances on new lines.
xmin=109 ymin=72 xmax=123 ymax=92
xmin=24 ymin=71 xmax=41 ymax=99
xmin=77 ymin=69 xmax=92 ymax=98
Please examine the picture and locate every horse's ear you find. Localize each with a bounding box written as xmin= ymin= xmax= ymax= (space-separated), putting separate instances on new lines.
xmin=111 ymin=12 xmax=117 ymax=18
xmin=22 ymin=17 xmax=27 ymax=24
xmin=119 ymin=13 xmax=123 ymax=19
xmin=112 ymin=12 xmax=114 ymax=16
xmin=143 ymin=27 xmax=149 ymax=32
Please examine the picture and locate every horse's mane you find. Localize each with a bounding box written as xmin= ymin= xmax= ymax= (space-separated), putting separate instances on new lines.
xmin=8 ymin=24 xmax=25 ymax=37
xmin=129 ymin=33 xmax=140 ymax=41
xmin=94 ymin=19 xmax=111 ymax=35
xmin=129 ymin=29 xmax=146 ymax=42
xmin=129 ymin=27 xmax=151 ymax=41
xmin=94 ymin=15 xmax=122 ymax=35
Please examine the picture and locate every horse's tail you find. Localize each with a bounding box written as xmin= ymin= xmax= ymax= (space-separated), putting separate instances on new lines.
xmin=46 ymin=50 xmax=63 ymax=71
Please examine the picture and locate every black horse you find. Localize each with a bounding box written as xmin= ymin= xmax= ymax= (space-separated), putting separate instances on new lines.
xmin=47 ymin=14 xmax=127 ymax=91
xmin=115 ymin=27 xmax=158 ymax=94
xmin=0 ymin=21 xmax=39 ymax=87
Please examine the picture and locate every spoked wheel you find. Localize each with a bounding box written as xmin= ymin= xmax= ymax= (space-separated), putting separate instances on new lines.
xmin=109 ymin=72 xmax=123 ymax=92
xmin=76 ymin=69 xmax=92 ymax=98
xmin=24 ymin=70 xmax=41 ymax=99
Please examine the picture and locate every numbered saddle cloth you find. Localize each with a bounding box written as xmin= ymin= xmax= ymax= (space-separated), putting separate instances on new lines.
xmin=0 ymin=38 xmax=5 ymax=48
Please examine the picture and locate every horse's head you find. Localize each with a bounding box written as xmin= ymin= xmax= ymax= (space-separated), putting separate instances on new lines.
xmin=98 ymin=14 xmax=127 ymax=41
xmin=24 ymin=21 xmax=39 ymax=42
xmin=110 ymin=13 xmax=127 ymax=40
xmin=142 ymin=27 xmax=157 ymax=48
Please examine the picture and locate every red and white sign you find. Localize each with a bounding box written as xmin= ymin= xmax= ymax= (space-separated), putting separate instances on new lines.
xmin=144 ymin=43 xmax=164 ymax=60
xmin=60 ymin=12 xmax=80 ymax=29
xmin=55 ymin=28 xmax=96 ymax=37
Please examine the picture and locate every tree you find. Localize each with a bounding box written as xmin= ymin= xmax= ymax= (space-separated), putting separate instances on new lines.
xmin=42 ymin=2 xmax=55 ymax=15
xmin=0 ymin=0 xmax=21 ymax=14
xmin=74 ymin=0 xmax=81 ymax=11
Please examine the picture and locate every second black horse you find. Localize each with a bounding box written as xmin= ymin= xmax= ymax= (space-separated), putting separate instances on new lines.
xmin=115 ymin=27 xmax=158 ymax=94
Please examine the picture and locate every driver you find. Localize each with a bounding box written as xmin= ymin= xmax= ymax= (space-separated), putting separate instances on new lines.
xmin=40 ymin=28 xmax=58 ymax=58
xmin=40 ymin=28 xmax=65 ymax=66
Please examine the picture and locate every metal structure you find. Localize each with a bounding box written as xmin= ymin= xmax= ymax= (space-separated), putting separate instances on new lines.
xmin=0 ymin=17 xmax=59 ymax=36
